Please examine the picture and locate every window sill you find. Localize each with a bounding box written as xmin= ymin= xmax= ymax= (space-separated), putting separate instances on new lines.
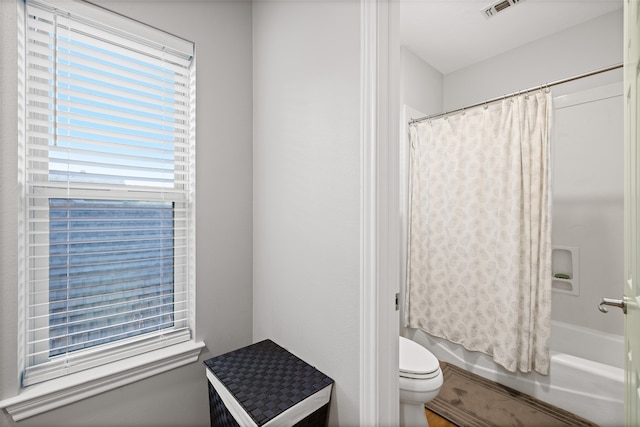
xmin=0 ymin=340 xmax=205 ymax=421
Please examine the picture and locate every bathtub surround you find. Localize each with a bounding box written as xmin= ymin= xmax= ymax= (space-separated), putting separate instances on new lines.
xmin=407 ymin=91 xmax=553 ymax=374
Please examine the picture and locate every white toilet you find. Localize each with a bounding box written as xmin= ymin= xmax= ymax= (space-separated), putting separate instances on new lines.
xmin=399 ymin=336 xmax=443 ymax=427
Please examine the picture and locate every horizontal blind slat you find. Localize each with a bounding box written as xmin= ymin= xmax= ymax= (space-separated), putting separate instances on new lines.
xmin=29 ymin=297 xmax=188 ymax=333
xmin=26 ymin=15 xmax=55 ymax=33
xmin=37 ymin=298 xmax=187 ymax=332
xmin=54 ymin=76 xmax=186 ymax=115
xmin=29 ymin=289 xmax=188 ymax=316
xmin=57 ymin=79 xmax=190 ymax=109
xmin=26 ymin=56 xmax=54 ymax=71
xmin=57 ymin=90 xmax=185 ymax=121
xmin=27 ymin=185 xmax=190 ymax=200
xmin=27 ymin=270 xmax=189 ymax=299
xmin=57 ymin=107 xmax=190 ymax=134
xmin=26 ymin=316 xmax=190 ymax=358
xmin=55 ymin=42 xmax=180 ymax=87
xmin=55 ymin=109 xmax=182 ymax=137
xmin=59 ymin=20 xmax=192 ymax=70
xmin=27 ymin=139 xmax=190 ymax=160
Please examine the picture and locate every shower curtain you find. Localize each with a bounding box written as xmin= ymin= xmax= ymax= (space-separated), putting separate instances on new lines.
xmin=407 ymin=91 xmax=553 ymax=375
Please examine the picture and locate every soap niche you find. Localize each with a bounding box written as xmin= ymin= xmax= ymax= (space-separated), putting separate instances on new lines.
xmin=552 ymin=246 xmax=579 ymax=296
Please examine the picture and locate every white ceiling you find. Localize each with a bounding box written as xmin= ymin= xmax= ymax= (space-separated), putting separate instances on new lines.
xmin=400 ymin=0 xmax=623 ymax=75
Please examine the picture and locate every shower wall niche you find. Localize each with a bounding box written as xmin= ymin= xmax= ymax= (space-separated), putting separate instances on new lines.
xmin=552 ymin=246 xmax=579 ymax=296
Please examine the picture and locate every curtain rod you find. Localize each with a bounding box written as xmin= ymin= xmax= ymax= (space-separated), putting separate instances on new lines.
xmin=409 ymin=63 xmax=623 ymax=126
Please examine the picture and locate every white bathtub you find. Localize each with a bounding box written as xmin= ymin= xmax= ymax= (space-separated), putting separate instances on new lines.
xmin=407 ymin=320 xmax=624 ymax=427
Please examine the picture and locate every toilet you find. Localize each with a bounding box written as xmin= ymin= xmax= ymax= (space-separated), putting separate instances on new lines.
xmin=399 ymin=336 xmax=443 ymax=427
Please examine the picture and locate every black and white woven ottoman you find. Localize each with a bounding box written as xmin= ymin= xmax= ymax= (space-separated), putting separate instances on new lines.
xmin=204 ymin=339 xmax=334 ymax=427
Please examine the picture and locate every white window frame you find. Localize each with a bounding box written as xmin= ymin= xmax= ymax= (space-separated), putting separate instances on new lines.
xmin=0 ymin=0 xmax=203 ymax=421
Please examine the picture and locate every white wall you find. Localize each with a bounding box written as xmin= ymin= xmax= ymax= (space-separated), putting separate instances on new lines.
xmin=441 ymin=9 xmax=624 ymax=336
xmin=444 ymin=9 xmax=623 ymax=111
xmin=1 ymin=1 xmax=253 ymax=426
xmin=400 ymin=47 xmax=444 ymax=117
xmin=252 ymin=1 xmax=362 ymax=425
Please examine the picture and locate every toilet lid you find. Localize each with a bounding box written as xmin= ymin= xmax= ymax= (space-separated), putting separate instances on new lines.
xmin=399 ymin=336 xmax=440 ymax=379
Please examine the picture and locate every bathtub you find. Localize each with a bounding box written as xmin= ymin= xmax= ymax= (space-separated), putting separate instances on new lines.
xmin=407 ymin=320 xmax=624 ymax=426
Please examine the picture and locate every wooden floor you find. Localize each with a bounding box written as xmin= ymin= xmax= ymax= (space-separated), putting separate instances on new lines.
xmin=425 ymin=407 xmax=457 ymax=427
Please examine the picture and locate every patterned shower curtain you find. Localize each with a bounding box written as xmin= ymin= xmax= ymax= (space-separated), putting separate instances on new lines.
xmin=407 ymin=91 xmax=553 ymax=375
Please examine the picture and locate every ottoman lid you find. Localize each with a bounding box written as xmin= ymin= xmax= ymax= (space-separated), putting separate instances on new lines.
xmin=204 ymin=339 xmax=334 ymax=426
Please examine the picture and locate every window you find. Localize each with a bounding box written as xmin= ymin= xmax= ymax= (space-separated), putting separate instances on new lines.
xmin=20 ymin=0 xmax=196 ymax=386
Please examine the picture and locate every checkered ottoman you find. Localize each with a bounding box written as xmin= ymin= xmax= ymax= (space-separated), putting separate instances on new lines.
xmin=204 ymin=339 xmax=334 ymax=427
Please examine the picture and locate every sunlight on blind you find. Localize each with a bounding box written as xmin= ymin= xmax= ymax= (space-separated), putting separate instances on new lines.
xmin=21 ymin=0 xmax=195 ymax=386
xmin=51 ymin=32 xmax=182 ymax=188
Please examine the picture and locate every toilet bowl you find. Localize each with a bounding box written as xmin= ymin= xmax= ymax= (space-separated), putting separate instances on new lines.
xmin=399 ymin=336 xmax=443 ymax=427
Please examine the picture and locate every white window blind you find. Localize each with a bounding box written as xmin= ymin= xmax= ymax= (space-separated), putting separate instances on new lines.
xmin=20 ymin=0 xmax=196 ymax=386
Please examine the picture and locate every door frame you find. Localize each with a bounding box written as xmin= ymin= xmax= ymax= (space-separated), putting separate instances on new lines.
xmin=360 ymin=0 xmax=400 ymax=425
xmin=623 ymin=0 xmax=640 ymax=423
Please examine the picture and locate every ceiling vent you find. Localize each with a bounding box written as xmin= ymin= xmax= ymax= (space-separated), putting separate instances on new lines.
xmin=482 ymin=0 xmax=524 ymax=18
